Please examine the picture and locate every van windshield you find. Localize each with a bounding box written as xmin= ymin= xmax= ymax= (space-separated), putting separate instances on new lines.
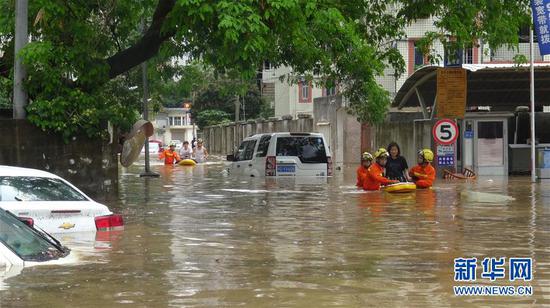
xmin=275 ymin=136 xmax=328 ymax=163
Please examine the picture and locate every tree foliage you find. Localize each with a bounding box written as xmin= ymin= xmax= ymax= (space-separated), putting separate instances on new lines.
xmin=195 ymin=109 xmax=231 ymax=129
xmin=406 ymin=0 xmax=531 ymax=65
xmin=0 ymin=0 xmax=533 ymax=138
xmin=152 ymin=63 xmax=272 ymax=126
xmin=193 ymin=83 xmax=269 ymax=124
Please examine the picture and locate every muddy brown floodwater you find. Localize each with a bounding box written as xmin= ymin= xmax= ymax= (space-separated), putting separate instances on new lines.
xmin=1 ymin=160 xmax=549 ymax=307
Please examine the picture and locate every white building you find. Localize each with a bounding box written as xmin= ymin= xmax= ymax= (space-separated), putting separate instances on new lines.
xmin=262 ymin=63 xmax=336 ymax=118
xmin=150 ymin=107 xmax=196 ymax=145
xmin=262 ymin=18 xmax=540 ymax=118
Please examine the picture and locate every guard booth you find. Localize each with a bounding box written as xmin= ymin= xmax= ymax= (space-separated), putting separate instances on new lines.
xmin=393 ymin=64 xmax=550 ymax=177
xmin=459 ymin=112 xmax=512 ymax=176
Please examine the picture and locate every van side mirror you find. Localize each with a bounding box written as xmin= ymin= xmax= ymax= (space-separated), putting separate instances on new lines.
xmin=226 ymin=154 xmax=235 ymax=161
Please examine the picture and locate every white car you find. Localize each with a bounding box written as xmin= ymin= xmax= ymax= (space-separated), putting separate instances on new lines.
xmin=226 ymin=132 xmax=333 ymax=177
xmin=0 ymin=208 xmax=71 ymax=270
xmin=0 ymin=166 xmax=123 ymax=234
xmin=140 ymin=142 xmax=161 ymax=154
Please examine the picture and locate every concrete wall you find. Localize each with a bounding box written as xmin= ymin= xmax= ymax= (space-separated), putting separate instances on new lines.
xmin=202 ymin=116 xmax=314 ymax=155
xmin=365 ymin=118 xmax=435 ymax=171
xmin=0 ymin=120 xmax=118 ymax=201
xmin=313 ymin=96 xmax=362 ymax=165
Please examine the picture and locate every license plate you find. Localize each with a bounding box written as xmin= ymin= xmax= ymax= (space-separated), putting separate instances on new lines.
xmin=277 ymin=165 xmax=296 ymax=173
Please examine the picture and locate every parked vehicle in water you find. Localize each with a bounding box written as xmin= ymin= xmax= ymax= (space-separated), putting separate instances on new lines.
xmin=170 ymin=140 xmax=183 ymax=151
xmin=0 ymin=207 xmax=71 ymax=269
xmin=140 ymin=140 xmax=163 ymax=154
xmin=0 ymin=166 xmax=124 ymax=234
xmin=226 ymin=132 xmax=333 ymax=177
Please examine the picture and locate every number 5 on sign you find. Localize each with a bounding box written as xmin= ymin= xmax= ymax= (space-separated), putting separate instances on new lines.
xmin=433 ymin=119 xmax=459 ymax=145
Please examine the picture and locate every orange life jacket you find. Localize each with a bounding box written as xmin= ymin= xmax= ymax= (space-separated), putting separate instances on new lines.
xmin=356 ymin=165 xmax=369 ymax=188
xmin=159 ymin=150 xmax=181 ymax=165
xmin=364 ymin=163 xmax=395 ymax=191
xmin=409 ymin=163 xmax=436 ymax=188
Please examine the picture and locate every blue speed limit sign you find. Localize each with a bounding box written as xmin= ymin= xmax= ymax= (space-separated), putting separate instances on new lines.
xmin=432 ymin=119 xmax=458 ymax=145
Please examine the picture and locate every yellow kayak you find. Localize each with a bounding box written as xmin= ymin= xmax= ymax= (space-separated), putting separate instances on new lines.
xmin=178 ymin=159 xmax=197 ymax=166
xmin=384 ymin=182 xmax=416 ymax=193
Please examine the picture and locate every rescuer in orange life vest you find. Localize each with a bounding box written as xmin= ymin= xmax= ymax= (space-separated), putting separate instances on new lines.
xmin=356 ymin=152 xmax=373 ymax=188
xmin=159 ymin=143 xmax=181 ymax=165
xmin=363 ymin=148 xmax=399 ymax=191
xmin=409 ymin=149 xmax=436 ymax=189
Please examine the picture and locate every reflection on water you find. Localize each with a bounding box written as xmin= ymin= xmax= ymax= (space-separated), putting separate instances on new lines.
xmin=1 ymin=162 xmax=550 ymax=307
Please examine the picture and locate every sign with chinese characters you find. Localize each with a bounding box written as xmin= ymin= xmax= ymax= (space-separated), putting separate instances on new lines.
xmin=464 ymin=130 xmax=473 ymax=139
xmin=437 ymin=68 xmax=467 ymax=119
xmin=436 ymin=144 xmax=455 ymax=166
xmin=437 ymin=155 xmax=455 ymax=166
xmin=453 ymin=257 xmax=534 ymax=297
xmin=454 ymin=257 xmax=533 ymax=282
xmin=532 ymin=0 xmax=550 ymax=56
xmin=436 ymin=144 xmax=454 ymax=156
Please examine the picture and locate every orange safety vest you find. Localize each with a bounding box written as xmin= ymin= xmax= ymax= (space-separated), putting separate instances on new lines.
xmin=409 ymin=163 xmax=436 ymax=188
xmin=159 ymin=150 xmax=181 ymax=165
xmin=364 ymin=163 xmax=395 ymax=191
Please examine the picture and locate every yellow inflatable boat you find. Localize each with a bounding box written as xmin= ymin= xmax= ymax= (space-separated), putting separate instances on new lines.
xmin=384 ymin=182 xmax=416 ymax=193
xmin=178 ymin=159 xmax=197 ymax=166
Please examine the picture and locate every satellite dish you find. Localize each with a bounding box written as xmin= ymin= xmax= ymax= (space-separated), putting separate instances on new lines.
xmin=120 ymin=120 xmax=154 ymax=167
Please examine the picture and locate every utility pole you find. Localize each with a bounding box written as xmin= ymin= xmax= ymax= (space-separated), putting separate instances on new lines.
xmin=140 ymin=18 xmax=159 ymax=178
xmin=13 ymin=0 xmax=28 ymax=119
xmin=242 ymin=95 xmax=246 ymax=121
xmin=529 ymin=27 xmax=536 ymax=183
xmin=192 ymin=91 xmax=196 ymax=140
xmin=234 ymin=95 xmax=240 ymax=122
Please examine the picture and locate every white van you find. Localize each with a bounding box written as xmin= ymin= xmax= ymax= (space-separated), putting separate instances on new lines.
xmin=226 ymin=132 xmax=333 ymax=177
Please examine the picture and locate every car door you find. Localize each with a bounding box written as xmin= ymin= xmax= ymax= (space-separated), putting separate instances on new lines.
xmin=232 ymin=140 xmax=252 ymax=176
xmin=230 ymin=141 xmax=245 ymax=176
xmin=238 ymin=140 xmax=257 ymax=177
xmin=251 ymin=135 xmax=272 ymax=176
xmin=274 ymin=134 xmax=329 ymax=176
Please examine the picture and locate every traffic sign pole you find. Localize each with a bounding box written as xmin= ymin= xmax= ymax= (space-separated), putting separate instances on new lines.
xmin=433 ymin=119 xmax=459 ymax=173
xmin=433 ymin=119 xmax=459 ymax=145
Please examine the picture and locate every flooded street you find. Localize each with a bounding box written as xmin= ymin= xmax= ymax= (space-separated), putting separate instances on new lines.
xmin=1 ymin=160 xmax=550 ymax=307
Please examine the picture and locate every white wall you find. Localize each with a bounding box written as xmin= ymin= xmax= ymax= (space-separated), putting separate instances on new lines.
xmin=492 ymin=43 xmax=543 ymax=62
xmin=272 ymin=66 xmax=330 ymax=118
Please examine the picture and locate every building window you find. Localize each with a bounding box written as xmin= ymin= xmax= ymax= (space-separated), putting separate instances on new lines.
xmin=301 ymin=82 xmax=309 ymax=99
xmin=264 ymin=60 xmax=272 ymax=70
xmin=414 ymin=41 xmax=425 ymax=70
xmin=174 ymin=117 xmax=182 ymax=126
xmin=444 ymin=43 xmax=474 ymax=66
xmin=299 ymin=80 xmax=311 ymax=103
xmin=464 ymin=47 xmax=473 ymax=64
xmin=169 ymin=117 xmax=173 ymax=126
xmin=325 ymin=86 xmax=337 ymax=96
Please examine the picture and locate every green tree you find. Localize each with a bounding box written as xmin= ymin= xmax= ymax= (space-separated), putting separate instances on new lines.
xmin=193 ymin=79 xmax=268 ymax=123
xmin=152 ymin=62 xmax=211 ymax=108
xmin=0 ymin=0 xmax=532 ymax=138
xmin=195 ymin=109 xmax=231 ymax=129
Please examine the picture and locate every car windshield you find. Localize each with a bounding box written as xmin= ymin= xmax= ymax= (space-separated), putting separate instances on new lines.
xmin=275 ymin=136 xmax=328 ymax=163
xmin=0 ymin=176 xmax=88 ymax=201
xmin=0 ymin=209 xmax=68 ymax=261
